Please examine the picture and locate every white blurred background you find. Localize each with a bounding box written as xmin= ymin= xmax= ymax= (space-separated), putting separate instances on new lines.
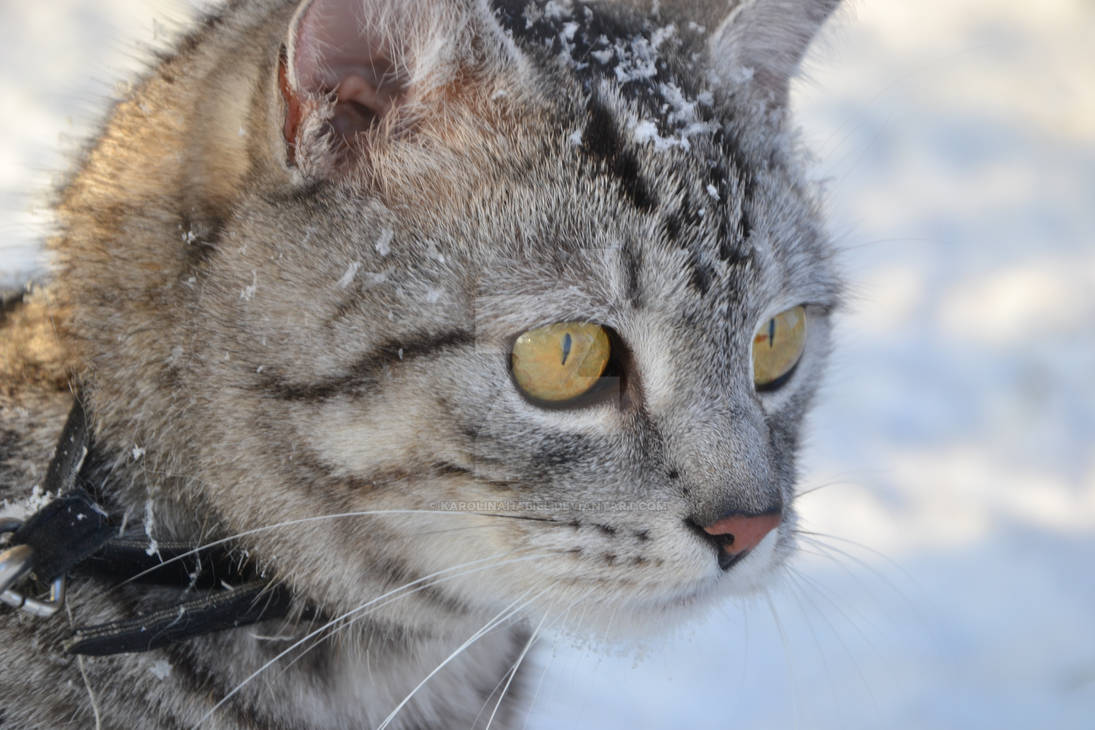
xmin=2 ymin=1 xmax=1093 ymax=728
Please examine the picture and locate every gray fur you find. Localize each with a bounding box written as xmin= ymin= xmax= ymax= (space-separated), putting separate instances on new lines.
xmin=0 ymin=0 xmax=841 ymax=727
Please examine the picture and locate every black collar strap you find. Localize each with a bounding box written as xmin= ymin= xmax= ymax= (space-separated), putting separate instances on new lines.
xmin=0 ymin=397 xmax=299 ymax=656
xmin=65 ymin=581 xmax=295 ymax=656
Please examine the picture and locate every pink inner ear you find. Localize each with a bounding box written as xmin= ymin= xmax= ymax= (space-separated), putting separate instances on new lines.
xmin=336 ymin=73 xmax=395 ymax=113
xmin=284 ymin=0 xmax=405 ymax=152
xmin=327 ymin=67 xmax=400 ymax=141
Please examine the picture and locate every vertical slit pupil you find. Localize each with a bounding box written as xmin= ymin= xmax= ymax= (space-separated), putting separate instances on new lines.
xmin=768 ymin=318 xmax=776 ymax=348
xmin=561 ymin=332 xmax=573 ymax=365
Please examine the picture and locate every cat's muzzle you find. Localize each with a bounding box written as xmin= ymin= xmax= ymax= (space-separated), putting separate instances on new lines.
xmin=689 ymin=510 xmax=782 ymax=571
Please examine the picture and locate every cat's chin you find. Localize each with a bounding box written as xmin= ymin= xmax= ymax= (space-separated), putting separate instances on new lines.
xmin=651 ymin=526 xmax=789 ymax=613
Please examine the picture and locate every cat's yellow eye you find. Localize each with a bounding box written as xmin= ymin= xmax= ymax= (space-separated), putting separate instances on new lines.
xmin=753 ymin=306 xmax=807 ymax=390
xmin=511 ymin=322 xmax=611 ymax=403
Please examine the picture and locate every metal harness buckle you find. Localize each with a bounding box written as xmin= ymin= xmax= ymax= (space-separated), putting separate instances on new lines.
xmin=0 ymin=518 xmax=66 ymax=618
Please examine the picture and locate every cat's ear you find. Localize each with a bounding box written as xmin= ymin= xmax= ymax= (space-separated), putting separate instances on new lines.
xmin=277 ymin=0 xmax=520 ymax=176
xmin=696 ymin=0 xmax=841 ymax=105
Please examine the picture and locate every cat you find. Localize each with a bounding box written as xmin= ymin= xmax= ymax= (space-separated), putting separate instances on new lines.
xmin=0 ymin=0 xmax=842 ymax=727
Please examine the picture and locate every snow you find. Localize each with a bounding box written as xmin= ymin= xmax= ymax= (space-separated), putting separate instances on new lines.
xmin=542 ymin=1 xmax=569 ymax=22
xmin=629 ymin=119 xmax=660 ymax=145
xmin=658 ymin=81 xmax=697 ymax=127
xmin=0 ymin=485 xmax=58 ymax=522
xmin=611 ymin=36 xmax=659 ymax=84
xmin=336 ymin=260 xmax=361 ymax=289
xmin=143 ymin=498 xmax=160 ymax=558
xmin=1 ymin=1 xmax=1092 ymax=728
xmin=148 ymin=659 xmax=172 ymax=680
xmin=239 ymin=270 xmax=257 ymax=300
xmin=591 ymin=49 xmax=613 ymax=65
xmin=375 ymin=227 xmax=393 ymax=256
xmin=531 ymin=2 xmax=1095 ymax=728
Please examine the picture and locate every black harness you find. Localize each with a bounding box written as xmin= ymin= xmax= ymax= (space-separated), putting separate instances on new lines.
xmin=0 ymin=399 xmax=297 ymax=656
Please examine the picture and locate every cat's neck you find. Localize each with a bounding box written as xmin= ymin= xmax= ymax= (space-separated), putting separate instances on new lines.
xmin=79 ymin=435 xmax=532 ymax=729
xmin=163 ymin=596 xmax=530 ymax=729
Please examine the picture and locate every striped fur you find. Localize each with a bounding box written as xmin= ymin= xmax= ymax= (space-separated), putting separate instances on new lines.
xmin=0 ymin=1 xmax=841 ymax=726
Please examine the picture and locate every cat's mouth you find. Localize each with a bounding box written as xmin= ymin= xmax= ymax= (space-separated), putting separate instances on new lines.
xmin=685 ymin=510 xmax=784 ymax=572
xmin=656 ymin=522 xmax=788 ymax=611
xmin=539 ymin=525 xmax=789 ymax=633
xmin=516 ymin=512 xmax=788 ymax=616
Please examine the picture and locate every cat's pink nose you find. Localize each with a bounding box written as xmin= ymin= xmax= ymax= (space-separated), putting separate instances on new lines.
xmin=703 ymin=512 xmax=782 ymax=557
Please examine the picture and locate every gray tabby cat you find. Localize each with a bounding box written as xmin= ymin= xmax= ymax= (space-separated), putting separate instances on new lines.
xmin=0 ymin=0 xmax=841 ymax=727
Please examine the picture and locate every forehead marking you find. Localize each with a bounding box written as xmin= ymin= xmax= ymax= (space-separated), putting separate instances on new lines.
xmin=620 ymin=242 xmax=642 ymax=308
xmin=581 ymin=97 xmax=657 ymax=213
xmin=493 ymin=0 xmax=711 ymax=138
xmin=494 ymin=1 xmax=760 ymax=297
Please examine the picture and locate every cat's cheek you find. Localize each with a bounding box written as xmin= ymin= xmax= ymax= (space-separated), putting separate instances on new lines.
xmin=286 ymin=389 xmax=442 ymax=477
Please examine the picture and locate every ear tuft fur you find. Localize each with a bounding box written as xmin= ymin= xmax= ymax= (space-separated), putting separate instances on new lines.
xmin=278 ymin=0 xmax=520 ymax=178
xmin=706 ymin=0 xmax=841 ymax=105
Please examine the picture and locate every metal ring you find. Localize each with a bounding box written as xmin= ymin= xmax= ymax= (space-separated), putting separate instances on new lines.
xmin=0 ymin=519 xmax=66 ymax=618
xmin=0 ymin=544 xmax=34 ymax=595
xmin=2 ymin=575 xmax=66 ymax=618
xmin=0 ymin=520 xmax=29 ymax=594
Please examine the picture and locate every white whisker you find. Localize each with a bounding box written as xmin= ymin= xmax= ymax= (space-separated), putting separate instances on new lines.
xmin=275 ymin=550 xmax=550 ymax=676
xmin=786 ymin=557 xmax=883 ymax=646
xmin=113 ymin=509 xmax=547 ymax=589
xmin=519 ymin=589 xmax=590 ymax=730
xmin=196 ymin=550 xmax=547 ymax=728
xmin=781 ymin=566 xmax=832 ymax=671
xmin=795 ymin=533 xmax=920 ymax=614
xmin=484 ymin=610 xmax=549 ymax=730
xmin=795 ymin=528 xmax=922 ymax=589
xmin=783 ymin=564 xmax=878 ymax=709
xmin=376 ymin=584 xmax=554 ymax=730
xmin=763 ymin=588 xmax=800 ymax=730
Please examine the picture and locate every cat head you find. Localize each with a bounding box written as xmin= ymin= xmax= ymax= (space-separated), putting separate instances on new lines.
xmin=65 ymin=0 xmax=841 ymax=636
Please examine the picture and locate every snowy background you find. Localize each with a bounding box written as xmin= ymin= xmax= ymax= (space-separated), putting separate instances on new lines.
xmin=2 ymin=1 xmax=1093 ymax=728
